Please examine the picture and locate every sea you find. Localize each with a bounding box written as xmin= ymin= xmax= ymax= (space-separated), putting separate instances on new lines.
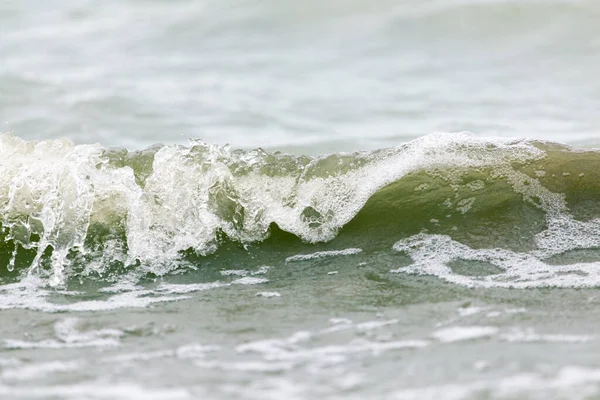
xmin=2 ymin=1 xmax=600 ymax=399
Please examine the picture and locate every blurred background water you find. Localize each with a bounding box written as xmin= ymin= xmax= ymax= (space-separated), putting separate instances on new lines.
xmin=2 ymin=0 xmax=600 ymax=153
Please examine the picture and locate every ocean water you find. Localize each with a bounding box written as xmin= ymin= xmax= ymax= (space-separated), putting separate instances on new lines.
xmin=2 ymin=1 xmax=600 ymax=399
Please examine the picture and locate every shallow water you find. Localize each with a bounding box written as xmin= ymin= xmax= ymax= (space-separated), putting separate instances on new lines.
xmin=2 ymin=1 xmax=600 ymax=399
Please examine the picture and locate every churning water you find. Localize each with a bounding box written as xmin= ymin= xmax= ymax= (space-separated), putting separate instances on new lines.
xmin=2 ymin=1 xmax=600 ymax=399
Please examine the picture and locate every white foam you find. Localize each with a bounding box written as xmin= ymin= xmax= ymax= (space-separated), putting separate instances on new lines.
xmin=252 ymin=266 xmax=271 ymax=275
xmin=355 ymin=319 xmax=399 ymax=332
xmin=0 ymin=276 xmax=226 ymax=312
xmin=0 ymin=381 xmax=192 ymax=400
xmin=237 ymin=337 xmax=428 ymax=364
xmin=154 ymin=282 xmax=227 ymax=294
xmin=329 ymin=318 xmax=353 ymax=325
xmin=458 ymin=306 xmax=483 ymax=317
xmin=235 ymin=323 xmax=428 ymax=370
xmin=194 ymin=359 xmax=295 ymax=373
xmin=256 ymin=291 xmax=281 ymax=298
xmin=0 ymin=357 xmax=21 ymax=367
xmin=391 ymin=233 xmax=600 ymax=288
xmin=220 ymin=269 xmax=248 ymax=276
xmin=1 ymin=360 xmax=80 ymax=382
xmin=103 ymin=351 xmax=175 ymax=364
xmin=4 ymin=318 xmax=123 ymax=350
xmin=102 ymin=343 xmax=220 ymax=365
xmin=431 ymin=326 xmax=498 ymax=343
xmin=285 ymin=248 xmax=362 ymax=262
xmin=501 ymin=328 xmax=594 ymax=343
xmin=232 ymin=277 xmax=269 ymax=285
xmin=175 ymin=344 xmax=221 ymax=359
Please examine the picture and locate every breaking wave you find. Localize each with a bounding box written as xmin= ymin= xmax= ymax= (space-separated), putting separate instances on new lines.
xmin=2 ymin=132 xmax=600 ymax=289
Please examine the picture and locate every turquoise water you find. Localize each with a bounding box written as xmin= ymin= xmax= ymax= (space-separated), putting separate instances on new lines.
xmin=2 ymin=1 xmax=600 ymax=399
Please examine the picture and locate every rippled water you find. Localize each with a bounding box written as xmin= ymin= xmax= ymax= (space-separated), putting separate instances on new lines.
xmin=2 ymin=1 xmax=600 ymax=399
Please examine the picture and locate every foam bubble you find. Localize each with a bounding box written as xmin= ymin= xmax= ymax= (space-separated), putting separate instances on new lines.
xmin=431 ymin=326 xmax=499 ymax=343
xmin=285 ymin=248 xmax=362 ymax=262
xmin=391 ymin=233 xmax=600 ymax=288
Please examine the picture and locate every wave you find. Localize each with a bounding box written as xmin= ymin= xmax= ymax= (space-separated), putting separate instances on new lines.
xmin=2 ymin=132 xmax=600 ymax=287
